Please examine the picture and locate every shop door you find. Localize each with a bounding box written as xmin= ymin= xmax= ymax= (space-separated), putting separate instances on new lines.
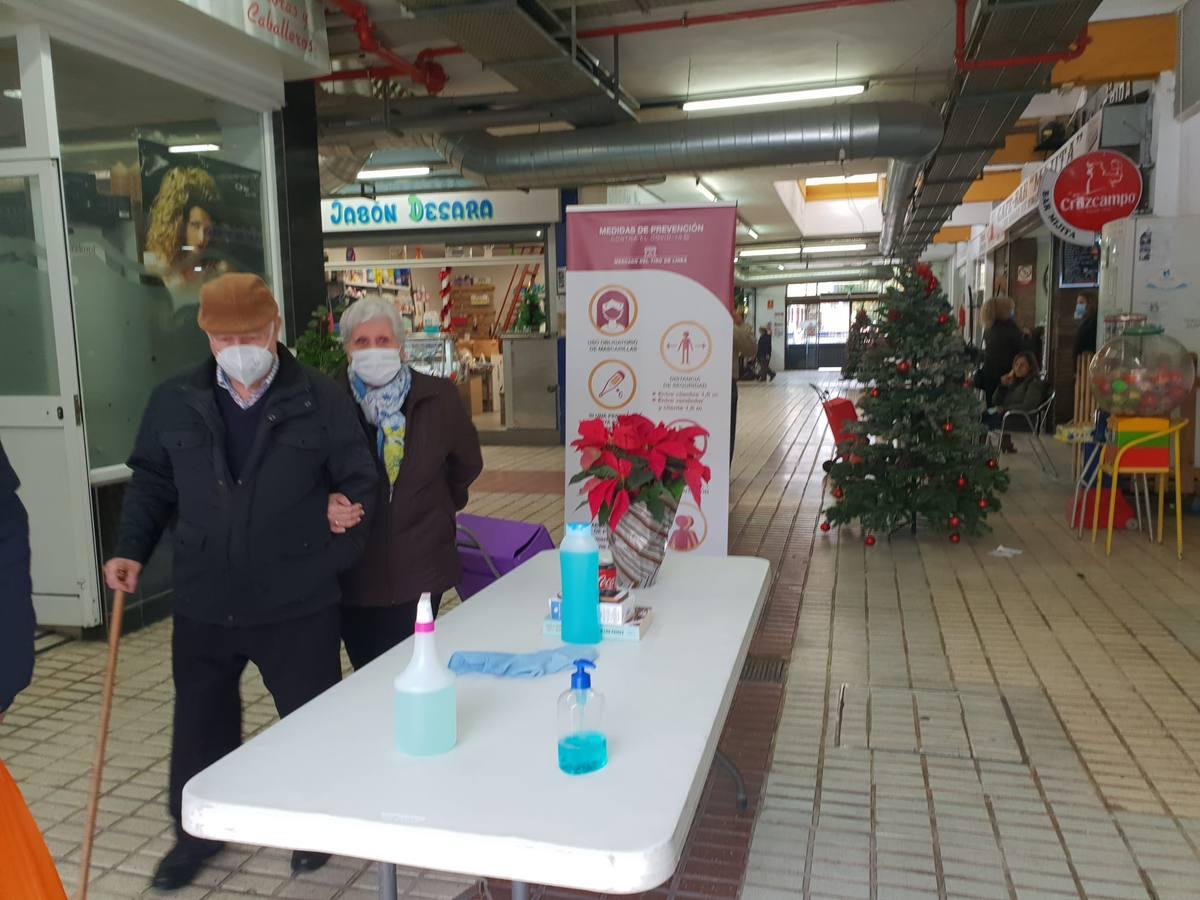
xmin=785 ymin=301 xmax=820 ymax=369
xmin=0 ymin=160 xmax=101 ymax=627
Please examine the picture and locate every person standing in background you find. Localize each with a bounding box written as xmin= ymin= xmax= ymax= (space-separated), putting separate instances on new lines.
xmin=756 ymin=325 xmax=776 ymax=381
xmin=1073 ymin=293 xmax=1098 ymax=359
xmin=104 ymin=274 xmax=378 ymax=890
xmin=974 ymin=295 xmax=1027 ymax=401
xmin=731 ymin=308 xmax=757 ymax=461
xmin=0 ymin=441 xmax=67 ymax=900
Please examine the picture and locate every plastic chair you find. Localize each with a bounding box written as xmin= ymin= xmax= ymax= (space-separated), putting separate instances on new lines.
xmin=996 ymin=389 xmax=1057 ymax=476
xmin=1091 ymin=417 xmax=1188 ymax=558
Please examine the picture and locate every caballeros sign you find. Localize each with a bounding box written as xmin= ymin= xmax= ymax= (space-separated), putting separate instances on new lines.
xmin=321 ymin=190 xmax=561 ymax=232
xmin=1039 ymin=150 xmax=1142 ymax=246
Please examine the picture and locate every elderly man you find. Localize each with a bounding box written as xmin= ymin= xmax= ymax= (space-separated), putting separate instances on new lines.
xmin=105 ymin=274 xmax=378 ymax=891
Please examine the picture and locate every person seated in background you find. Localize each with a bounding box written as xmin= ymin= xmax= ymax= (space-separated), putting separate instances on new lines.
xmin=974 ymin=295 xmax=1027 ymax=401
xmin=984 ymin=352 xmax=1045 ymax=451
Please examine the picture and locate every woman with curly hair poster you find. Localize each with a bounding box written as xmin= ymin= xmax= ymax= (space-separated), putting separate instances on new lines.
xmin=138 ymin=140 xmax=265 ymax=291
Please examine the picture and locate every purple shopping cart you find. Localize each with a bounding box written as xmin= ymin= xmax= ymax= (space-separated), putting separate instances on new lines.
xmin=455 ymin=513 xmax=556 ymax=600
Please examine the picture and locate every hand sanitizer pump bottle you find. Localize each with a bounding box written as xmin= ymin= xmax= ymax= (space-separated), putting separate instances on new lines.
xmin=557 ymin=659 xmax=607 ymax=775
xmin=394 ymin=594 xmax=456 ymax=755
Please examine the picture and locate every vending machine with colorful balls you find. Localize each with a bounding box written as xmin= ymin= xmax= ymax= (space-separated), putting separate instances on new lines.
xmin=1098 ymin=215 xmax=1200 ymax=458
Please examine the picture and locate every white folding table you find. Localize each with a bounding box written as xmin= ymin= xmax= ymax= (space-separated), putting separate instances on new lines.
xmin=183 ymin=552 xmax=771 ymax=898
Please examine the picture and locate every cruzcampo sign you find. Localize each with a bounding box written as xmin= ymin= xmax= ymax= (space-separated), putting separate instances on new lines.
xmin=321 ymin=190 xmax=561 ymax=232
xmin=1038 ymin=150 xmax=1143 ymax=246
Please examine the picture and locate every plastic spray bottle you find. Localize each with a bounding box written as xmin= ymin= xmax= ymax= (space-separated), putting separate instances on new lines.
xmin=394 ymin=594 xmax=456 ymax=755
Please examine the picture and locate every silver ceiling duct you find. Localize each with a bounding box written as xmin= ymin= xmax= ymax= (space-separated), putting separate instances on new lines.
xmin=426 ymin=101 xmax=942 ymax=196
xmin=736 ymin=265 xmax=893 ymax=287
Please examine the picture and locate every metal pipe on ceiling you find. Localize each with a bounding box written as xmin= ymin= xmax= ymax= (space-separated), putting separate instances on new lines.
xmin=327 ymin=0 xmax=448 ymax=94
xmin=426 ymin=101 xmax=941 ymax=189
xmin=953 ymin=0 xmax=1091 ymax=72
xmin=315 ymin=0 xmax=898 ymax=82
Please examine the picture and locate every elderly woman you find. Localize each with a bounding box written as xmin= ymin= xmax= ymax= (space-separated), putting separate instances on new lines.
xmin=974 ymin=295 xmax=1028 ymax=401
xmin=328 ymin=298 xmax=483 ymax=669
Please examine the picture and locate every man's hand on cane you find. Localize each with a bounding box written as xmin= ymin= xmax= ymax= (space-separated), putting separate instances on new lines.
xmin=104 ymin=558 xmax=142 ymax=593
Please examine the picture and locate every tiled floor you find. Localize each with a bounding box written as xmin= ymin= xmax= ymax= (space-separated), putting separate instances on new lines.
xmin=5 ymin=372 xmax=1200 ymax=899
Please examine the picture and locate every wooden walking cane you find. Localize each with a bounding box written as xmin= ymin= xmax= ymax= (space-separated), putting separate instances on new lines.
xmin=76 ymin=589 xmax=126 ymax=900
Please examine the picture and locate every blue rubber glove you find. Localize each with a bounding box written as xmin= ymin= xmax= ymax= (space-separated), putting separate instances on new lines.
xmin=447 ymin=646 xmax=598 ymax=678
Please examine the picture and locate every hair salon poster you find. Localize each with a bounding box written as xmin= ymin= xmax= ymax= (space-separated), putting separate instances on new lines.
xmin=565 ymin=203 xmax=736 ymax=555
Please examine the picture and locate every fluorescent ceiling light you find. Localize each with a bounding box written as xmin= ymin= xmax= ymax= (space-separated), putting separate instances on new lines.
xmin=169 ymin=143 xmax=220 ymax=154
xmin=746 ymin=226 xmax=759 ymax=240
xmin=695 ymin=180 xmax=718 ymax=202
xmin=683 ymin=83 xmax=865 ymax=112
xmin=803 ymin=242 xmax=868 ymax=254
xmin=2 ymin=88 xmax=20 ymax=100
xmin=356 ymin=165 xmax=432 ymax=180
xmin=739 ymin=246 xmax=802 ymax=258
xmin=805 ymin=173 xmax=878 ymax=186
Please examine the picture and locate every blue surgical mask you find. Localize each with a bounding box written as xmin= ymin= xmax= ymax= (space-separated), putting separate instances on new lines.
xmin=1074 ymin=302 xmax=1088 ymax=320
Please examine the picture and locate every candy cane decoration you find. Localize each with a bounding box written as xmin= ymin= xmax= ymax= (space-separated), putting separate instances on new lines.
xmin=440 ymin=267 xmax=452 ymax=332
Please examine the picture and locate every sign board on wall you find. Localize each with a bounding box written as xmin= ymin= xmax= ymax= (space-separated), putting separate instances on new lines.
xmin=321 ymin=190 xmax=561 ymax=232
xmin=987 ymin=114 xmax=1102 ymax=246
xmin=565 ymin=204 xmax=737 ymax=555
xmin=1039 ymin=150 xmax=1142 ymax=246
xmin=173 ymin=0 xmax=329 ymax=65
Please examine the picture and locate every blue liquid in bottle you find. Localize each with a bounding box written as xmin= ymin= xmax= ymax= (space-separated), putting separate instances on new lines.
xmin=558 ymin=732 xmax=608 ymax=775
xmin=560 ymin=524 xmax=601 ymax=645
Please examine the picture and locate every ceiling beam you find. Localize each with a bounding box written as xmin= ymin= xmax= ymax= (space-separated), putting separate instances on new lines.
xmin=962 ymin=170 xmax=1022 ymax=203
xmin=1052 ymin=14 xmax=1178 ymax=87
xmin=932 ymin=225 xmax=972 ymax=244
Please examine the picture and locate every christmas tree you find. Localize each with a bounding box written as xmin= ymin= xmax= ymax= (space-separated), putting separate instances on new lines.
xmin=823 ymin=264 xmax=1009 ymax=544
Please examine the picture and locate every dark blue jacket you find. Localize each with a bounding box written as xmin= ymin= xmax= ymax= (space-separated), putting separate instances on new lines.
xmin=114 ymin=347 xmax=378 ymax=625
xmin=0 ymin=441 xmax=34 ymax=713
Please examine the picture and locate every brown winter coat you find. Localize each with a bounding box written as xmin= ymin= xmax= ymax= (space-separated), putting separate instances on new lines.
xmin=336 ymin=368 xmax=483 ymax=607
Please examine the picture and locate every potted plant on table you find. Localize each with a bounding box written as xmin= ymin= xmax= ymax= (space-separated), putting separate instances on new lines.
xmin=570 ymin=415 xmax=711 ymax=588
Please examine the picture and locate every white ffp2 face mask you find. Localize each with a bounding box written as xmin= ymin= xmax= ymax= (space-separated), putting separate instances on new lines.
xmin=352 ymin=348 xmax=404 ymax=387
xmin=216 ymin=343 xmax=275 ymax=387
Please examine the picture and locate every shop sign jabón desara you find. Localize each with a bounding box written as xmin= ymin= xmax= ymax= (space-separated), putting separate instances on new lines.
xmin=1039 ymin=150 xmax=1142 ymax=246
xmin=320 ymin=190 xmax=561 ymax=232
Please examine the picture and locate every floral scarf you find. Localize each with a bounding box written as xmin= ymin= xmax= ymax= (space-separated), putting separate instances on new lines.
xmin=350 ymin=364 xmax=412 ymax=492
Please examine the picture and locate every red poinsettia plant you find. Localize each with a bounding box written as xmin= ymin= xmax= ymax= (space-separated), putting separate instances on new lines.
xmin=570 ymin=415 xmax=711 ymax=527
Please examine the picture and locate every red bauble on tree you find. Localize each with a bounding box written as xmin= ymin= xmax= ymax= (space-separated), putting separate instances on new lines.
xmin=832 ymin=486 xmax=843 ymax=499
xmin=820 ymin=521 xmax=831 ymax=532
xmin=956 ymin=476 xmax=968 ymax=489
xmin=887 ymin=309 xmax=902 ymax=322
xmin=942 ymin=421 xmax=954 ymax=434
xmin=949 ymin=532 xmax=961 ymax=544
xmin=896 ymin=360 xmax=911 ymax=376
xmin=949 ymin=515 xmax=961 ymax=528
xmin=986 ymin=458 xmax=998 ymax=470
xmin=937 ymin=313 xmax=950 ymax=326
xmin=869 ymin=387 xmax=880 ymax=398
xmin=865 ymin=534 xmax=876 ymax=546
xmin=978 ymin=498 xmax=989 ymax=510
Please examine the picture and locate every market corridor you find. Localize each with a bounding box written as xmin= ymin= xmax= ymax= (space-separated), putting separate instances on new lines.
xmin=5 ymin=372 xmax=1200 ymax=900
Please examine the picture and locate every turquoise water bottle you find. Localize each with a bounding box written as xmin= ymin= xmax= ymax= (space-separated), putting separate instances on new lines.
xmin=394 ymin=594 xmax=457 ymax=756
xmin=560 ymin=523 xmax=601 ymax=644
